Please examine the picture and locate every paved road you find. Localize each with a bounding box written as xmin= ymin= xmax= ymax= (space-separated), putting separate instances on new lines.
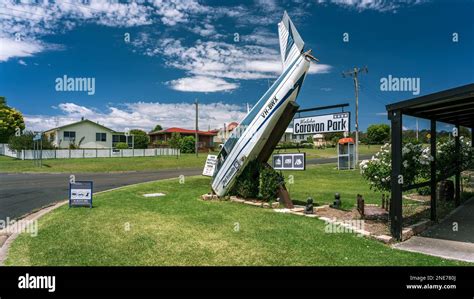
xmin=0 ymin=155 xmax=365 ymax=223
xmin=0 ymin=168 xmax=201 ymax=222
xmin=393 ymin=198 xmax=474 ymax=262
xmin=307 ymin=154 xmax=372 ymax=165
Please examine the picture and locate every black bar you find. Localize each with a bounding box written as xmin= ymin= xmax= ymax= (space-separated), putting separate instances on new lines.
xmin=389 ymin=109 xmax=403 ymax=240
xmin=297 ymin=103 xmax=349 ymax=113
xmin=430 ymin=120 xmax=437 ymax=221
xmin=455 ymin=125 xmax=461 ymax=206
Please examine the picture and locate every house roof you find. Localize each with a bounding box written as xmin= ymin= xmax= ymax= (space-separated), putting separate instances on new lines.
xmin=44 ymin=119 xmax=117 ymax=133
xmin=148 ymin=127 xmax=218 ymax=136
xmin=227 ymin=122 xmax=239 ymax=130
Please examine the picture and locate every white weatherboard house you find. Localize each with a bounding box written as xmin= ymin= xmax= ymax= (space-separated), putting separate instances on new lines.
xmin=44 ymin=119 xmax=131 ymax=149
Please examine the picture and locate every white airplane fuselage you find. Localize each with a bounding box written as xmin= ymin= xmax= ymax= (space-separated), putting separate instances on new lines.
xmin=211 ymin=54 xmax=310 ymax=196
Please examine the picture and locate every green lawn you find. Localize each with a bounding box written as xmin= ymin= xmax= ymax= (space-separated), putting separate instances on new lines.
xmin=275 ymin=144 xmax=382 ymax=159
xmin=6 ymin=165 xmax=468 ymax=266
xmin=283 ymin=164 xmax=384 ymax=209
xmin=0 ymin=154 xmax=210 ymax=173
xmin=0 ymin=145 xmax=381 ymax=173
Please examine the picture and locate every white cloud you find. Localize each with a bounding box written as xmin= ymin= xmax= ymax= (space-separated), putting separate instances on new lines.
xmin=168 ymin=76 xmax=239 ymax=92
xmin=24 ymin=101 xmax=247 ymax=132
xmin=147 ymin=38 xmax=331 ymax=92
xmin=0 ymin=37 xmax=44 ymax=62
xmin=18 ymin=59 xmax=27 ymax=66
xmin=316 ymin=0 xmax=427 ymax=12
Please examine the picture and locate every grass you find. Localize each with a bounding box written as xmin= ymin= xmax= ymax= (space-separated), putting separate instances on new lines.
xmin=6 ymin=165 xmax=469 ymax=266
xmin=0 ymin=145 xmax=381 ymax=173
xmin=0 ymin=154 xmax=210 ymax=173
xmin=283 ymin=164 xmax=385 ymax=209
xmin=275 ymin=144 xmax=382 ymax=159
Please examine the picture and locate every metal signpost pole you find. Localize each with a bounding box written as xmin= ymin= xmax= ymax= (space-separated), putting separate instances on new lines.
xmin=195 ymin=98 xmax=199 ymax=157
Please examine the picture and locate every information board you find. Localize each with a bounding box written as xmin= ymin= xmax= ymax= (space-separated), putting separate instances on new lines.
xmin=293 ymin=112 xmax=350 ymax=135
xmin=69 ymin=181 xmax=93 ymax=208
xmin=202 ymin=155 xmax=218 ymax=177
xmin=272 ymin=153 xmax=305 ymax=170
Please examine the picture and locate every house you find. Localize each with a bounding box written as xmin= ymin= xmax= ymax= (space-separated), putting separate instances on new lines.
xmin=148 ymin=127 xmax=217 ymax=150
xmin=44 ymin=118 xmax=131 ymax=149
xmin=213 ymin=122 xmax=239 ymax=144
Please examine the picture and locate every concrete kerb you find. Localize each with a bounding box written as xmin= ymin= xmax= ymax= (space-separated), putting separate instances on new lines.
xmin=0 ymin=178 xmax=176 ymax=265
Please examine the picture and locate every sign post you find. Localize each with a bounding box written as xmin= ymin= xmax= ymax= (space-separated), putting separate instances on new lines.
xmin=202 ymin=154 xmax=218 ymax=177
xmin=272 ymin=153 xmax=306 ymax=171
xmin=293 ymin=112 xmax=350 ymax=135
xmin=69 ymin=181 xmax=93 ymax=208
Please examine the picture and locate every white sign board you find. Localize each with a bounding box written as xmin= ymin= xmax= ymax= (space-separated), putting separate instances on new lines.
xmin=202 ymin=155 xmax=218 ymax=177
xmin=272 ymin=153 xmax=305 ymax=170
xmin=293 ymin=112 xmax=350 ymax=135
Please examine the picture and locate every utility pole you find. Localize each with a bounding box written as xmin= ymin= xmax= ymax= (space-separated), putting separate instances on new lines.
xmin=195 ymin=98 xmax=199 ymax=157
xmin=343 ymin=66 xmax=368 ymax=168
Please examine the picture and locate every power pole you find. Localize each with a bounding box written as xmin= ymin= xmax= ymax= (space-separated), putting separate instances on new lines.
xmin=195 ymin=99 xmax=199 ymax=157
xmin=342 ymin=66 xmax=368 ymax=168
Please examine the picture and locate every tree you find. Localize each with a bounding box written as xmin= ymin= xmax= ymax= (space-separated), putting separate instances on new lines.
xmin=366 ymin=124 xmax=390 ymax=144
xmin=130 ymin=129 xmax=150 ymax=149
xmin=0 ymin=97 xmax=25 ymax=143
xmin=152 ymin=124 xmax=163 ymax=132
xmin=8 ymin=131 xmax=54 ymax=151
xmin=168 ymin=132 xmax=181 ymax=149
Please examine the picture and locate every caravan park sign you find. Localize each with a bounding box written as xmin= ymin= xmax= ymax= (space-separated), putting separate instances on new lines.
xmin=293 ymin=112 xmax=350 ymax=135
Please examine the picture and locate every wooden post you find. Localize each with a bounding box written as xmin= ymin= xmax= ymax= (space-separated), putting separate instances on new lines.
xmin=430 ymin=120 xmax=437 ymax=221
xmin=389 ymin=109 xmax=403 ymax=240
xmin=455 ymin=125 xmax=461 ymax=206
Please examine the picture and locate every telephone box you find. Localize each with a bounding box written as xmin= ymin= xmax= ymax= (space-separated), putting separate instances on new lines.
xmin=337 ymin=137 xmax=355 ymax=170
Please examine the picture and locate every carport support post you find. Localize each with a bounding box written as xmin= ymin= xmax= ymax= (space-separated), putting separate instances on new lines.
xmin=455 ymin=125 xmax=461 ymax=206
xmin=389 ymin=109 xmax=403 ymax=240
xmin=430 ymin=120 xmax=437 ymax=221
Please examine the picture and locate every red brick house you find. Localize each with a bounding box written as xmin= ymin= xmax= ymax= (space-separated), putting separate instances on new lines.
xmin=148 ymin=127 xmax=217 ymax=150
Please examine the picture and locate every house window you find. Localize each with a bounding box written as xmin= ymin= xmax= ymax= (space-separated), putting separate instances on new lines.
xmin=63 ymin=131 xmax=76 ymax=141
xmin=96 ymin=133 xmax=107 ymax=142
xmin=112 ymin=134 xmax=128 ymax=147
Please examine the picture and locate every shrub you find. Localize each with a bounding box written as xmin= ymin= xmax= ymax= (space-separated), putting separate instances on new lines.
xmin=260 ymin=167 xmax=284 ymax=201
xmin=179 ymin=136 xmax=195 ymax=153
xmin=115 ymin=142 xmax=129 ymax=149
xmin=229 ymin=160 xmax=260 ymax=199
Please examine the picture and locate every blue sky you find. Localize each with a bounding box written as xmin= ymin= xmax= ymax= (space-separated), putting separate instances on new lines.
xmin=0 ymin=0 xmax=473 ymax=132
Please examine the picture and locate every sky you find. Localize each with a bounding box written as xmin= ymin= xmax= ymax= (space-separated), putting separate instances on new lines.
xmin=0 ymin=0 xmax=473 ymax=133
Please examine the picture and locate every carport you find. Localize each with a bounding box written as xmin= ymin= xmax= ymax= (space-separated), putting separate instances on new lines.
xmin=386 ymin=83 xmax=474 ymax=240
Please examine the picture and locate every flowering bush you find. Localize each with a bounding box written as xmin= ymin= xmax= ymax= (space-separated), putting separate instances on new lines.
xmin=437 ymin=136 xmax=473 ymax=175
xmin=360 ymin=138 xmax=473 ymax=193
xmin=360 ymin=143 xmax=433 ymax=192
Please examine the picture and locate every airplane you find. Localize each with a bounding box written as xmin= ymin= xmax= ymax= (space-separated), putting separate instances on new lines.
xmin=211 ymin=11 xmax=317 ymax=197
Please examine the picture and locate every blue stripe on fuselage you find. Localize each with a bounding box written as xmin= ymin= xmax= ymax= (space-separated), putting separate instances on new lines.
xmin=215 ymin=69 xmax=306 ymax=189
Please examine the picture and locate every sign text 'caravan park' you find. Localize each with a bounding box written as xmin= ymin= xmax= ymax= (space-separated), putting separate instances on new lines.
xmin=293 ymin=112 xmax=350 ymax=135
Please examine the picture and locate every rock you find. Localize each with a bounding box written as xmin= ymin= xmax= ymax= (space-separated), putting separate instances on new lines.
xmin=374 ymin=234 xmax=394 ymax=244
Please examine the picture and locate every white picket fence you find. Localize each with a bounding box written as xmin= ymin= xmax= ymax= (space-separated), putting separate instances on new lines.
xmin=0 ymin=144 xmax=180 ymax=160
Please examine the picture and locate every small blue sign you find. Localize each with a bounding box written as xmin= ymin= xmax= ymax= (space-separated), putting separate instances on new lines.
xmin=69 ymin=181 xmax=93 ymax=208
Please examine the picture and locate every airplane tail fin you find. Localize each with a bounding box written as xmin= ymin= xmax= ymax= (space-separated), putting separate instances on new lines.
xmin=278 ymin=11 xmax=305 ymax=70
